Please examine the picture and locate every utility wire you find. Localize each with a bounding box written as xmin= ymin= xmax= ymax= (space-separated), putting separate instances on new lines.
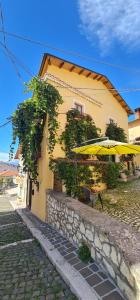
xmin=1 ymin=41 xmax=140 ymax=93
xmin=0 ymin=2 xmax=6 ymax=45
xmin=1 ymin=44 xmax=23 ymax=81
xmin=0 ymin=119 xmax=11 ymax=128
xmin=0 ymin=31 xmax=140 ymax=92
xmin=0 ymin=3 xmax=24 ymax=83
xmin=0 ymin=30 xmax=140 ymax=75
xmin=0 ymin=4 xmax=32 ymax=80
xmin=0 ymin=41 xmax=32 ymax=81
xmin=54 ymin=85 xmax=140 ymax=93
xmin=47 ymin=72 xmax=140 ymax=94
xmin=4 ymin=46 xmax=33 ymax=77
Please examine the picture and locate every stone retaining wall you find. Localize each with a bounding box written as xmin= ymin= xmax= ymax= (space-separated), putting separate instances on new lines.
xmin=47 ymin=190 xmax=140 ymax=300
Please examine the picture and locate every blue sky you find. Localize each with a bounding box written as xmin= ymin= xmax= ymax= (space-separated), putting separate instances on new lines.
xmin=0 ymin=0 xmax=140 ymax=160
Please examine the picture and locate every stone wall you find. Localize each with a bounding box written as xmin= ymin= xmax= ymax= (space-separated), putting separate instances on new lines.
xmin=47 ymin=190 xmax=140 ymax=300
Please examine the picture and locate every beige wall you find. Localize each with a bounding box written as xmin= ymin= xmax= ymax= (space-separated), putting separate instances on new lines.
xmin=31 ymin=64 xmax=129 ymax=221
xmin=129 ymin=120 xmax=140 ymax=167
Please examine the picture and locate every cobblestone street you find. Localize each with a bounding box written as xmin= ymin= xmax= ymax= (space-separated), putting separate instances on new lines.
xmin=96 ymin=179 xmax=140 ymax=231
xmin=0 ymin=196 xmax=77 ymax=300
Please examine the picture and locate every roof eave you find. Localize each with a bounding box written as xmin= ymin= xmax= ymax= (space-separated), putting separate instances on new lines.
xmin=38 ymin=53 xmax=133 ymax=115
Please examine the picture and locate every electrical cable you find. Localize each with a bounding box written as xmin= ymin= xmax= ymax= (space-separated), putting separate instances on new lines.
xmin=0 ymin=29 xmax=140 ymax=75
xmin=0 ymin=2 xmax=6 ymax=45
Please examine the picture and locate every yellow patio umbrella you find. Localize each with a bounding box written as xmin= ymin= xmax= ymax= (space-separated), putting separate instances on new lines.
xmin=72 ymin=139 xmax=140 ymax=155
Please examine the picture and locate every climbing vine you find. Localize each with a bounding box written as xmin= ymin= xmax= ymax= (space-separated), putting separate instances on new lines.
xmin=98 ymin=121 xmax=127 ymax=162
xmin=55 ymin=109 xmax=101 ymax=197
xmin=10 ymin=77 xmax=63 ymax=182
xmin=60 ymin=109 xmax=101 ymax=158
xmin=105 ymin=120 xmax=127 ymax=142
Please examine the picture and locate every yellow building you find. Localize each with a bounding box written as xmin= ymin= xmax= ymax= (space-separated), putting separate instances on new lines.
xmin=129 ymin=108 xmax=140 ymax=167
xmin=28 ymin=53 xmax=132 ymax=221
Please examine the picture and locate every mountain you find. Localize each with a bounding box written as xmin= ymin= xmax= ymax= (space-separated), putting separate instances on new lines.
xmin=0 ymin=161 xmax=18 ymax=172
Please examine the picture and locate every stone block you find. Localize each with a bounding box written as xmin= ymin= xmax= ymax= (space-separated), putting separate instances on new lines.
xmin=85 ymin=229 xmax=93 ymax=242
xmin=94 ymin=280 xmax=115 ymax=297
xmin=56 ymin=222 xmax=60 ymax=229
xmin=76 ymin=232 xmax=82 ymax=241
xmin=94 ymin=232 xmax=102 ymax=250
xmin=96 ymin=250 xmax=102 ymax=261
xmin=99 ymin=232 xmax=109 ymax=243
xmin=131 ymin=264 xmax=140 ymax=292
xmin=86 ymin=273 xmax=102 ymax=286
xmin=110 ymin=246 xmax=118 ymax=266
xmin=120 ymin=260 xmax=133 ymax=287
xmin=66 ymin=223 xmax=72 ymax=231
xmin=117 ymin=275 xmax=135 ymax=300
xmin=91 ymin=247 xmax=96 ymax=259
xmin=74 ymin=213 xmax=80 ymax=221
xmin=73 ymin=218 xmax=79 ymax=227
xmin=103 ymin=258 xmax=115 ymax=279
xmin=68 ymin=216 xmax=73 ymax=223
xmin=80 ymin=222 xmax=85 ymax=235
xmin=103 ymin=243 xmax=110 ymax=257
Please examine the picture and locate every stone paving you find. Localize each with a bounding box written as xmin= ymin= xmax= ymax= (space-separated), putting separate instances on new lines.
xmin=0 ymin=196 xmax=77 ymax=300
xmin=24 ymin=209 xmax=126 ymax=300
xmin=96 ymin=179 xmax=140 ymax=232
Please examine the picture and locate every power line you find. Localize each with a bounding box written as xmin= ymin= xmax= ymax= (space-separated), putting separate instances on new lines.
xmin=1 ymin=30 xmax=140 ymax=75
xmin=0 ymin=6 xmax=23 ymax=81
xmin=54 ymin=85 xmax=140 ymax=93
xmin=4 ymin=46 xmax=33 ymax=77
xmin=47 ymin=72 xmax=140 ymax=94
xmin=0 ymin=2 xmax=6 ymax=45
xmin=0 ymin=41 xmax=32 ymax=81
xmin=0 ymin=119 xmax=11 ymax=128
xmin=0 ymin=112 xmax=67 ymax=129
xmin=2 ymin=41 xmax=140 ymax=93
xmin=1 ymin=45 xmax=23 ymax=81
xmin=0 ymin=31 xmax=140 ymax=92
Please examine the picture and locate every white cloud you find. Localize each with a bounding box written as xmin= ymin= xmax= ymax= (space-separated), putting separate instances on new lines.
xmin=78 ymin=0 xmax=140 ymax=53
xmin=0 ymin=152 xmax=9 ymax=162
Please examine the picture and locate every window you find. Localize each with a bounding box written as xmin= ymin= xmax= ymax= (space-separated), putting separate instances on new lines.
xmin=107 ymin=117 xmax=116 ymax=124
xmin=109 ymin=118 xmax=114 ymax=124
xmin=74 ymin=102 xmax=83 ymax=114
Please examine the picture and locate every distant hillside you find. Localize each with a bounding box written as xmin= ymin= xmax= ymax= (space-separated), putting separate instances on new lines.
xmin=0 ymin=161 xmax=18 ymax=172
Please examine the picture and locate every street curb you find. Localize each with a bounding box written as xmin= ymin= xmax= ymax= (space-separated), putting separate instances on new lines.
xmin=16 ymin=208 xmax=98 ymax=300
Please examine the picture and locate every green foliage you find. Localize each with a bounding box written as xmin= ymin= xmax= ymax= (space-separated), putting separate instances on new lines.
xmin=60 ymin=109 xmax=100 ymax=158
xmin=102 ymin=162 xmax=120 ymax=188
xmin=0 ymin=177 xmax=4 ymax=188
xmin=56 ymin=161 xmax=92 ymax=197
xmin=55 ymin=109 xmax=101 ymax=197
xmin=97 ymin=121 xmax=127 ymax=162
xmin=97 ymin=155 xmax=110 ymax=162
xmin=78 ymin=243 xmax=91 ymax=263
xmin=10 ymin=77 xmax=63 ymax=182
xmin=124 ymin=169 xmax=130 ymax=176
xmin=106 ymin=121 xmax=127 ymax=142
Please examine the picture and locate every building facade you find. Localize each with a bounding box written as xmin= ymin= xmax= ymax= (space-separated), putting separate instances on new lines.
xmin=28 ymin=53 xmax=132 ymax=221
xmin=15 ymin=149 xmax=28 ymax=205
xmin=129 ymin=108 xmax=140 ymax=167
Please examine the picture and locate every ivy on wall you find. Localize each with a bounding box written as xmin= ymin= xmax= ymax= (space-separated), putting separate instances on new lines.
xmin=10 ymin=76 xmax=128 ymax=194
xmin=60 ymin=109 xmax=101 ymax=158
xmin=55 ymin=109 xmax=101 ymax=197
xmin=98 ymin=121 xmax=127 ymax=162
xmin=105 ymin=121 xmax=127 ymax=142
xmin=10 ymin=77 xmax=63 ymax=182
